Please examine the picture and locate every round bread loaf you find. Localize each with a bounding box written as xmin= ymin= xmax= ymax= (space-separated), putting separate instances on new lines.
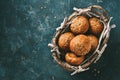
xmin=89 ymin=17 xmax=103 ymax=35
xmin=58 ymin=32 xmax=74 ymax=50
xmin=65 ymin=52 xmax=85 ymax=66
xmin=70 ymin=16 xmax=89 ymax=34
xmin=70 ymin=34 xmax=91 ymax=56
xmin=88 ymin=34 xmax=99 ymax=50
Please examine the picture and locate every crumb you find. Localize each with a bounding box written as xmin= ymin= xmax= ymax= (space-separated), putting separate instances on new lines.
xmin=40 ymin=6 xmax=43 ymax=9
xmin=54 ymin=16 xmax=57 ymax=19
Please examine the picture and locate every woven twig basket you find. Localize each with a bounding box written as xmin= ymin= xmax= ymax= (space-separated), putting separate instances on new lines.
xmin=48 ymin=5 xmax=115 ymax=75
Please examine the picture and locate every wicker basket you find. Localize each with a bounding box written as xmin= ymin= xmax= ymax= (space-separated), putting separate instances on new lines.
xmin=48 ymin=5 xmax=115 ymax=75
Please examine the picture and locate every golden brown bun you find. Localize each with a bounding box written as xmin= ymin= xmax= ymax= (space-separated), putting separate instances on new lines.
xmin=70 ymin=16 xmax=89 ymax=34
xmin=70 ymin=34 xmax=91 ymax=56
xmin=58 ymin=32 xmax=74 ymax=50
xmin=88 ymin=35 xmax=99 ymax=50
xmin=89 ymin=17 xmax=103 ymax=35
xmin=65 ymin=52 xmax=85 ymax=66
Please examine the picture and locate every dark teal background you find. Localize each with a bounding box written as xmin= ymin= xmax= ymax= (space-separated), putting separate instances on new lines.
xmin=0 ymin=0 xmax=120 ymax=80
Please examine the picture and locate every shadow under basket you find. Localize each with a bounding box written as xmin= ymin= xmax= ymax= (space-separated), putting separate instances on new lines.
xmin=48 ymin=5 xmax=116 ymax=75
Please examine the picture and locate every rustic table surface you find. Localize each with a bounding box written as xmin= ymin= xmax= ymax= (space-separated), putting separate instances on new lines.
xmin=0 ymin=0 xmax=120 ymax=80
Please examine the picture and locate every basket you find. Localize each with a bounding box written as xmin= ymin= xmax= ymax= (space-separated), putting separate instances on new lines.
xmin=48 ymin=5 xmax=115 ymax=75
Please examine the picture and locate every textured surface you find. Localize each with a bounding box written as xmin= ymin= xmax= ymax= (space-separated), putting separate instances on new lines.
xmin=0 ymin=0 xmax=120 ymax=80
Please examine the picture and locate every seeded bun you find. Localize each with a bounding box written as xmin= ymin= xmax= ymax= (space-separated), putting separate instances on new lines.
xmin=70 ymin=34 xmax=91 ymax=56
xmin=58 ymin=32 xmax=74 ymax=50
xmin=89 ymin=17 xmax=103 ymax=35
xmin=70 ymin=16 xmax=89 ymax=34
